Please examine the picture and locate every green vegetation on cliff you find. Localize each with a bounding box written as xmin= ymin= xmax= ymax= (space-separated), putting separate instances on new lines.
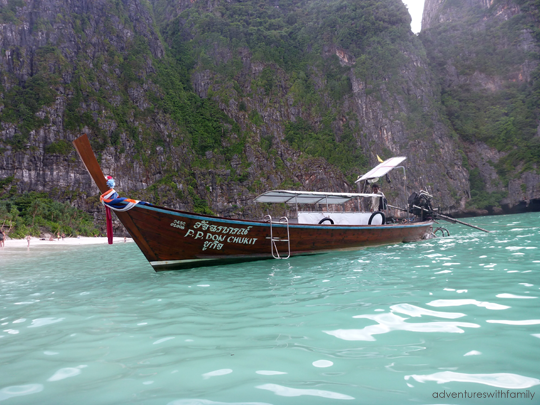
xmin=154 ymin=0 xmax=414 ymax=100
xmin=152 ymin=0 xmax=417 ymax=180
xmin=467 ymin=168 xmax=508 ymax=209
xmin=421 ymin=0 xmax=540 ymax=209
xmin=0 ymin=0 xmax=246 ymax=214
xmin=421 ymin=0 xmax=540 ymax=163
xmin=284 ymin=117 xmax=367 ymax=182
xmin=0 ymin=0 xmax=423 ymax=216
xmin=0 ymin=179 xmax=99 ymax=238
xmin=4 ymin=0 xmax=538 ymax=218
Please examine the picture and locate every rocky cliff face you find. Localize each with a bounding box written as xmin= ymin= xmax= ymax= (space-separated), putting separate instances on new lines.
xmin=0 ymin=0 xmax=536 ymax=233
xmin=423 ymin=0 xmax=522 ymax=29
xmin=0 ymin=0 xmax=345 ymax=226
xmin=421 ymin=0 xmax=540 ymax=215
xmin=153 ymin=0 xmax=471 ymax=211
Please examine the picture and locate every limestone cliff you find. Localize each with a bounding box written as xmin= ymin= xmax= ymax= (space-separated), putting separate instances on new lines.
xmin=0 ymin=0 xmax=536 ymax=235
xmin=153 ymin=0 xmax=471 ymax=211
xmin=0 ymin=0 xmax=346 ymax=225
xmin=421 ymin=0 xmax=540 ymax=214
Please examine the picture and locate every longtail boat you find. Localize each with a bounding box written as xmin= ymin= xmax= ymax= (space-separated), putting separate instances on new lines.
xmin=73 ymin=134 xmax=434 ymax=271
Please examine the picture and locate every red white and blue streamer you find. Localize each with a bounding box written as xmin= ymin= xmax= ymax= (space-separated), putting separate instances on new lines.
xmin=100 ymin=188 xmax=141 ymax=212
xmin=100 ymin=176 xmax=150 ymax=244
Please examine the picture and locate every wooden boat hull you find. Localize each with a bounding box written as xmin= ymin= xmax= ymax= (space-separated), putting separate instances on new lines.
xmin=120 ymin=203 xmax=433 ymax=271
xmin=72 ymin=134 xmax=433 ymax=271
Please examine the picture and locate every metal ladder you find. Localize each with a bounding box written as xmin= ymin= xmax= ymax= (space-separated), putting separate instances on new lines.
xmin=265 ymin=215 xmax=290 ymax=259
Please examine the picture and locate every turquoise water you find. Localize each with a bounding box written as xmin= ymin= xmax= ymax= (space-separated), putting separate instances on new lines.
xmin=1 ymin=212 xmax=540 ymax=404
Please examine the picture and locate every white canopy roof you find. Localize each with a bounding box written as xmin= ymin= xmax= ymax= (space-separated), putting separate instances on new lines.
xmin=254 ymin=190 xmax=376 ymax=205
xmin=355 ymin=156 xmax=407 ymax=183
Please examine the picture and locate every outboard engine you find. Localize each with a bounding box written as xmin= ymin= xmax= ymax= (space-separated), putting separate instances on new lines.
xmin=403 ymin=189 xmax=489 ymax=235
xmin=408 ymin=190 xmax=434 ymax=219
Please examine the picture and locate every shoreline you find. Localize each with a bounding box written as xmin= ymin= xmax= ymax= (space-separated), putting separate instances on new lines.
xmin=0 ymin=236 xmax=133 ymax=251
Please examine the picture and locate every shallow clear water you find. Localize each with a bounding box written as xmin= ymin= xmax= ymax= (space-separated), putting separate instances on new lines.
xmin=1 ymin=213 xmax=540 ymax=404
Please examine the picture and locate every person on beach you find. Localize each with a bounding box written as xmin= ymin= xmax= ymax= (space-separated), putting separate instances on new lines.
xmin=26 ymin=235 xmax=31 ymax=248
xmin=0 ymin=229 xmax=5 ymax=248
xmin=61 ymin=233 xmax=65 ymax=240
xmin=57 ymin=232 xmax=60 ymax=241
xmin=370 ymin=183 xmax=387 ymax=212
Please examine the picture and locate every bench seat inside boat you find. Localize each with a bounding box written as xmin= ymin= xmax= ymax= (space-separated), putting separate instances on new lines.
xmin=297 ymin=211 xmax=384 ymax=225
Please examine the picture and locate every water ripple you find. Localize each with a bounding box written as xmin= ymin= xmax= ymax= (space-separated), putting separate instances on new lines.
xmin=390 ymin=303 xmax=465 ymax=319
xmin=486 ymin=319 xmax=540 ymax=325
xmin=256 ymin=370 xmax=287 ymax=375
xmin=312 ymin=360 xmax=333 ymax=368
xmin=202 ymin=369 xmax=233 ymax=379
xmin=256 ymin=383 xmax=354 ymax=400
xmin=0 ymin=384 xmax=43 ymax=402
xmin=427 ymin=299 xmax=509 ymax=310
xmin=496 ymin=293 xmax=537 ymax=299
xmin=28 ymin=317 xmax=65 ymax=328
xmin=464 ymin=350 xmax=481 ymax=356
xmin=47 ymin=365 xmax=87 ymax=382
xmin=325 ymin=313 xmax=479 ymax=341
xmin=169 ymin=401 xmax=271 ymax=405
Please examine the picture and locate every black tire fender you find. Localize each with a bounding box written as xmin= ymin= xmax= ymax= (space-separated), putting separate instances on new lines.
xmin=434 ymin=227 xmax=450 ymax=237
xmin=318 ymin=217 xmax=334 ymax=225
xmin=368 ymin=211 xmax=386 ymax=225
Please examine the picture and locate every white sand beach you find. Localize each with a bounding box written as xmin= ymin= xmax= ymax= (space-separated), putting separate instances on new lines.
xmin=0 ymin=236 xmax=133 ymax=250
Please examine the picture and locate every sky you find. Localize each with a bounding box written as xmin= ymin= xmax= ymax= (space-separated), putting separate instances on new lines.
xmin=402 ymin=0 xmax=426 ymax=33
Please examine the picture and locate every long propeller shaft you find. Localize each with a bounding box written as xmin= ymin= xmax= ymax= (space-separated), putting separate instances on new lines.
xmin=387 ymin=204 xmax=490 ymax=233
